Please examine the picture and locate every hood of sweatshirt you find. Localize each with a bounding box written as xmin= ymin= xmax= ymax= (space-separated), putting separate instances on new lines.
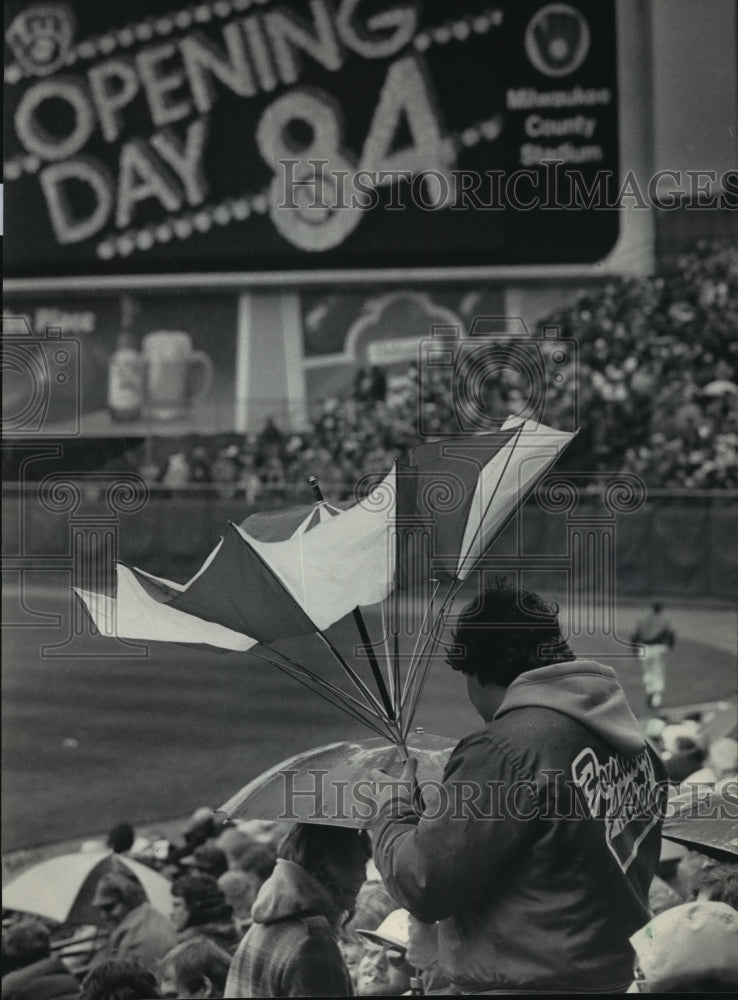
xmin=494 ymin=659 xmax=645 ymax=756
xmin=250 ymin=858 xmax=341 ymax=926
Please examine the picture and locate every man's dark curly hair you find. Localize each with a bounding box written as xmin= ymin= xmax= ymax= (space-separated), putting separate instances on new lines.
xmin=446 ymin=580 xmax=574 ymax=687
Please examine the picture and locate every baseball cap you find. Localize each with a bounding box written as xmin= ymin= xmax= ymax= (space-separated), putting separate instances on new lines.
xmin=355 ymin=909 xmax=410 ymax=951
xmin=629 ymin=901 xmax=738 ymax=990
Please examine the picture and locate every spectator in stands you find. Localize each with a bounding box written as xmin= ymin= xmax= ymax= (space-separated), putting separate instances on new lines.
xmin=181 ymin=845 xmax=229 ymax=881
xmin=694 ymin=859 xmax=738 ymax=908
xmin=355 ymin=909 xmax=413 ymax=996
xmin=371 ymin=581 xmax=667 ymax=993
xmin=167 ymin=807 xmax=218 ymax=870
xmin=683 ymin=736 xmax=738 ymax=790
xmin=256 ymin=417 xmax=284 ymax=461
xmin=627 ymin=901 xmax=738 ymax=992
xmin=340 ymin=880 xmax=396 ymax=992
xmin=1 ymin=918 xmax=81 ymax=1000
xmin=210 ymin=447 xmax=240 ymax=500
xmin=158 ymin=938 xmax=231 ymax=1000
xmin=171 ymin=873 xmax=240 ymax=955
xmin=663 ymin=736 xmax=706 ymax=784
xmin=224 ymin=824 xmax=370 ymax=998
xmin=91 ymin=872 xmax=176 ymax=969
xmin=217 ymin=831 xmax=276 ymax=885
xmin=215 ymin=836 xmax=276 ymax=932
xmin=81 ymin=958 xmax=162 ymax=1000
xmin=217 ymin=871 xmax=258 ymax=934
xmin=161 ymin=450 xmax=191 ymax=491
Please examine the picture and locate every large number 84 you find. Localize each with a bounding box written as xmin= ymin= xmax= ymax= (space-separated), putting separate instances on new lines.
xmin=256 ymin=55 xmax=454 ymax=251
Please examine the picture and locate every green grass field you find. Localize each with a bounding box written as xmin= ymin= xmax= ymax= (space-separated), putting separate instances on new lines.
xmin=2 ymin=577 xmax=736 ymax=853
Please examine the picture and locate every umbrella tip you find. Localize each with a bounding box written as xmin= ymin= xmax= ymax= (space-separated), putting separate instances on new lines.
xmin=308 ymin=476 xmax=324 ymax=502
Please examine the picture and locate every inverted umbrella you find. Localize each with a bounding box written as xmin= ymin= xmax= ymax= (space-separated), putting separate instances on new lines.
xmin=2 ymin=851 xmax=173 ymax=926
xmin=77 ymin=421 xmax=575 ymax=750
xmin=215 ymin=731 xmax=456 ymax=830
xmin=76 ymin=469 xmax=399 ymax=740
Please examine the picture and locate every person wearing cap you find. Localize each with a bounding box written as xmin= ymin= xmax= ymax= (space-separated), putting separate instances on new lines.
xmin=170 ymin=873 xmax=241 ymax=955
xmin=91 ymin=871 xmax=177 ymax=970
xmin=224 ymin=823 xmax=370 ymax=998
xmin=181 ymin=845 xmax=229 ymax=881
xmin=167 ymin=808 xmax=218 ymax=871
xmin=355 ymin=909 xmax=414 ymax=996
xmin=371 ymin=582 xmax=668 ymax=994
xmin=627 ymin=901 xmax=738 ymax=991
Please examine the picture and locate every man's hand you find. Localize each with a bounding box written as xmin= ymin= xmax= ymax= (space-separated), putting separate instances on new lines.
xmin=368 ymin=756 xmax=419 ymax=814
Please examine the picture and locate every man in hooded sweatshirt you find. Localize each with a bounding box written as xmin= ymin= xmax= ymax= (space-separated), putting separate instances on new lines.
xmin=371 ymin=582 xmax=668 ymax=995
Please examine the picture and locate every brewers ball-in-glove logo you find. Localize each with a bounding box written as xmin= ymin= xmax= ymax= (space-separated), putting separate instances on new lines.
xmin=525 ymin=3 xmax=591 ymax=77
xmin=571 ymin=746 xmax=661 ymax=873
xmin=6 ymin=3 xmax=75 ymax=77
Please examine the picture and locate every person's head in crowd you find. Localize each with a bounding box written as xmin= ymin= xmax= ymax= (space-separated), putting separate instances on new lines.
xmin=447 ymin=582 xmax=574 ymax=717
xmin=661 ymin=720 xmax=706 ymax=756
xmin=695 ymin=859 xmax=738 ymax=908
xmin=107 ymin=822 xmax=135 ymax=854
xmin=81 ymin=957 xmax=162 ymax=1000
xmin=355 ymin=909 xmax=413 ymax=996
xmin=218 ymin=832 xmax=276 ymax=888
xmin=663 ymin=736 xmax=706 ymax=784
xmin=157 ymin=937 xmax=231 ymax=999
xmin=92 ymin=872 xmax=146 ymax=929
xmin=215 ymin=827 xmax=254 ymax=866
xmin=627 ymin=901 xmax=738 ymax=992
xmin=278 ymin=823 xmax=371 ymax=921
xmin=1 ymin=918 xmax=51 ymax=974
xmin=182 ymin=844 xmax=229 ymax=880
xmin=183 ymin=807 xmax=217 ymax=849
xmin=643 ymin=717 xmax=667 ymax=750
xmin=217 ymin=870 xmax=258 ymax=926
xmin=170 ymin=873 xmax=233 ymax=933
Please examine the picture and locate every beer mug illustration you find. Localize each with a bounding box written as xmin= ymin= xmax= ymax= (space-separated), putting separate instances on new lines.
xmin=142 ymin=331 xmax=214 ymax=421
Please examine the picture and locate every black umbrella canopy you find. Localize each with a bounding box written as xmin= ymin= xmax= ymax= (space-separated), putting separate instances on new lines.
xmin=663 ymin=789 xmax=738 ymax=861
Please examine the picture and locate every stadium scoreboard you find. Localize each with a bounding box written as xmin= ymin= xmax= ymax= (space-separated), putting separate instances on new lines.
xmin=4 ymin=0 xmax=620 ymax=283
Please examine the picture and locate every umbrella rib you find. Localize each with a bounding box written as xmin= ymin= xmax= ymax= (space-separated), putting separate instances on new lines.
xmin=252 ymin=650 xmax=394 ymax=739
xmin=352 ymin=607 xmax=395 ymax=721
xmin=401 ymin=580 xmax=461 ymax=739
xmin=315 ymin=631 xmax=393 ymax=724
xmin=258 ymin=642 xmax=391 ymax=726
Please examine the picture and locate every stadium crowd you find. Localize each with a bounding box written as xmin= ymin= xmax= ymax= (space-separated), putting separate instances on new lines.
xmin=113 ymin=241 xmax=737 ymax=498
xmin=3 ymin=704 xmax=736 ymax=998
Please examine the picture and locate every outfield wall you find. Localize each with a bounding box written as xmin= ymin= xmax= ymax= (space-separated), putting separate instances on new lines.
xmin=4 ymin=492 xmax=736 ymax=600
